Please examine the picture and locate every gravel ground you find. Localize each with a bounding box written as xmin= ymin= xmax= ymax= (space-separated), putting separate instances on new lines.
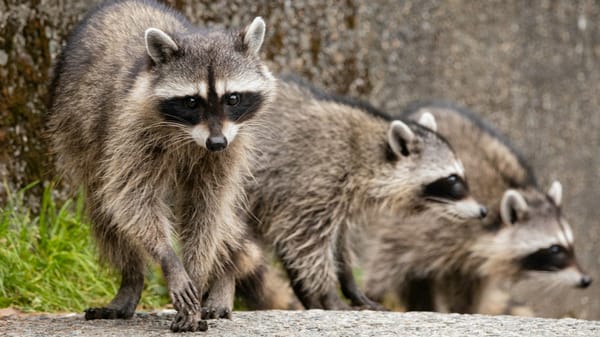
xmin=1 ymin=310 xmax=599 ymax=337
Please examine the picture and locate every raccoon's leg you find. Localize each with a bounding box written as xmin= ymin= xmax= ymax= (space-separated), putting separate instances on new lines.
xmin=96 ymin=148 xmax=204 ymax=332
xmin=276 ymin=230 xmax=350 ymax=310
xmin=201 ymin=274 xmax=235 ymax=319
xmin=232 ymin=240 xmax=273 ymax=310
xmin=337 ymin=264 xmax=385 ymax=310
xmin=84 ymin=222 xmax=145 ymax=320
xmin=362 ymin=245 xmax=406 ymax=305
xmin=335 ymin=228 xmax=385 ymax=310
xmin=236 ymin=262 xmax=268 ymax=310
xmin=237 ymin=262 xmax=303 ymax=310
xmin=176 ymin=231 xmax=229 ymax=326
xmin=399 ymin=277 xmax=435 ymax=311
xmin=177 ymin=192 xmax=242 ymax=321
xmin=441 ymin=274 xmax=479 ymax=313
xmin=99 ymin=195 xmax=203 ymax=331
xmin=180 ymin=236 xmax=237 ymax=321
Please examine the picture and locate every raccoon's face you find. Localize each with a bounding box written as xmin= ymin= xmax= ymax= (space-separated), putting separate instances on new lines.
xmin=144 ymin=17 xmax=274 ymax=151
xmin=497 ymin=182 xmax=591 ymax=288
xmin=382 ymin=113 xmax=487 ymax=221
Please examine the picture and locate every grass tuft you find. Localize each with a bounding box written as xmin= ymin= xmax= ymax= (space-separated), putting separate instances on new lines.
xmin=0 ymin=182 xmax=169 ymax=313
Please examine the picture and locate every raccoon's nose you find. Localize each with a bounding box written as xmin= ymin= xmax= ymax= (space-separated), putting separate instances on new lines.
xmin=579 ymin=275 xmax=592 ymax=288
xmin=206 ymin=136 xmax=228 ymax=152
xmin=479 ymin=207 xmax=488 ymax=219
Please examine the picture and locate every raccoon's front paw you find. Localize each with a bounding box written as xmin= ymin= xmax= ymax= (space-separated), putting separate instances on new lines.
xmin=170 ymin=311 xmax=207 ymax=332
xmin=84 ymin=307 xmax=135 ymax=320
xmin=167 ymin=273 xmax=200 ymax=313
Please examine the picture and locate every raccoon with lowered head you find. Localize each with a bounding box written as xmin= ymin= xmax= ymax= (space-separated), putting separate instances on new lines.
xmin=246 ymin=79 xmax=487 ymax=310
xmin=48 ymin=0 xmax=274 ymax=332
xmin=363 ymin=101 xmax=591 ymax=315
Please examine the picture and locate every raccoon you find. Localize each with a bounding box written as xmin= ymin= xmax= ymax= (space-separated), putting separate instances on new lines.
xmin=245 ymin=79 xmax=487 ymax=310
xmin=47 ymin=0 xmax=274 ymax=332
xmin=362 ymin=101 xmax=591 ymax=314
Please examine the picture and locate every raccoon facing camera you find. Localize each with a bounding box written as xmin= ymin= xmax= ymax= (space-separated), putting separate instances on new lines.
xmin=48 ymin=0 xmax=275 ymax=332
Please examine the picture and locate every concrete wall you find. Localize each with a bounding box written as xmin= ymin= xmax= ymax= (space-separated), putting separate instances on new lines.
xmin=1 ymin=0 xmax=598 ymax=319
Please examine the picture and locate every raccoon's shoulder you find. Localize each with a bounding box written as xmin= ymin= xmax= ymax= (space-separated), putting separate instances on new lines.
xmin=401 ymin=100 xmax=537 ymax=189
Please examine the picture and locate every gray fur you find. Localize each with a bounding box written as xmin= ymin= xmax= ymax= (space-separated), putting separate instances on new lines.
xmin=247 ymin=81 xmax=484 ymax=309
xmin=47 ymin=0 xmax=274 ymax=332
xmin=362 ymin=102 xmax=590 ymax=315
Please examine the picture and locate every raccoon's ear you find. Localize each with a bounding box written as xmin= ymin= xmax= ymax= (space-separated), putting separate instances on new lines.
xmin=418 ymin=111 xmax=437 ymax=132
xmin=500 ymin=190 xmax=529 ymax=225
xmin=387 ymin=120 xmax=415 ymax=157
xmin=547 ymin=180 xmax=562 ymax=207
xmin=243 ymin=17 xmax=266 ymax=55
xmin=145 ymin=28 xmax=179 ymax=64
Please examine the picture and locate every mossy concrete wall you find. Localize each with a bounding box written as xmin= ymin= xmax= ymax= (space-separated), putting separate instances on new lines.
xmin=1 ymin=0 xmax=599 ymax=320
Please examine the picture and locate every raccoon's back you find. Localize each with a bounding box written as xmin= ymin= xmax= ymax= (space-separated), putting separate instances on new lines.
xmin=253 ymin=79 xmax=388 ymax=187
xmin=401 ymin=101 xmax=536 ymax=209
xmin=249 ymin=79 xmax=390 ymax=228
xmin=48 ymin=0 xmax=188 ymax=182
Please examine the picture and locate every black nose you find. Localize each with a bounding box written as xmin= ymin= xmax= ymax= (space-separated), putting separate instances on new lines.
xmin=206 ymin=136 xmax=227 ymax=152
xmin=579 ymin=275 xmax=592 ymax=288
xmin=479 ymin=207 xmax=488 ymax=219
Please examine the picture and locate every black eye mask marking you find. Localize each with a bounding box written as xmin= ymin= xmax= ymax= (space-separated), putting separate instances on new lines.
xmin=423 ymin=174 xmax=469 ymax=201
xmin=159 ymin=91 xmax=265 ymax=125
xmin=520 ymin=245 xmax=572 ymax=271
xmin=224 ymin=91 xmax=264 ymax=122
xmin=158 ymin=95 xmax=206 ymax=125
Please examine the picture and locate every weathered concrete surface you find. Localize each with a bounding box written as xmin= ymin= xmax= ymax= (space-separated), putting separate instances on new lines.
xmin=1 ymin=0 xmax=599 ymax=320
xmin=2 ymin=310 xmax=600 ymax=337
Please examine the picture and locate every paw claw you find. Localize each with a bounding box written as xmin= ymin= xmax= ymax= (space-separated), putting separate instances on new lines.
xmin=201 ymin=306 xmax=232 ymax=319
xmin=170 ymin=311 xmax=207 ymax=332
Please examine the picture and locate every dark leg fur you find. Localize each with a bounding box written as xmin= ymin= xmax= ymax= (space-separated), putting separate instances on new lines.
xmin=337 ymin=264 xmax=385 ymax=310
xmin=401 ymin=278 xmax=435 ymax=311
xmin=283 ymin=262 xmax=323 ymax=309
xmin=236 ymin=264 xmax=268 ymax=310
xmin=85 ymin=263 xmax=144 ymax=320
xmin=283 ymin=259 xmax=350 ymax=310
xmin=85 ymin=222 xmax=145 ymax=320
xmin=336 ymin=226 xmax=385 ymax=310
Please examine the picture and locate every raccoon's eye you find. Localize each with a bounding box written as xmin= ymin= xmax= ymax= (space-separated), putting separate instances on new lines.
xmin=550 ymin=245 xmax=563 ymax=254
xmin=184 ymin=96 xmax=199 ymax=109
xmin=225 ymin=93 xmax=241 ymax=106
xmin=424 ymin=174 xmax=469 ymax=201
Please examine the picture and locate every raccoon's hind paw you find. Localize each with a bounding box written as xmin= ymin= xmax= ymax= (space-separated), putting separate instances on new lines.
xmin=353 ymin=301 xmax=388 ymax=311
xmin=201 ymin=306 xmax=232 ymax=319
xmin=84 ymin=307 xmax=134 ymax=320
xmin=170 ymin=311 xmax=207 ymax=332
